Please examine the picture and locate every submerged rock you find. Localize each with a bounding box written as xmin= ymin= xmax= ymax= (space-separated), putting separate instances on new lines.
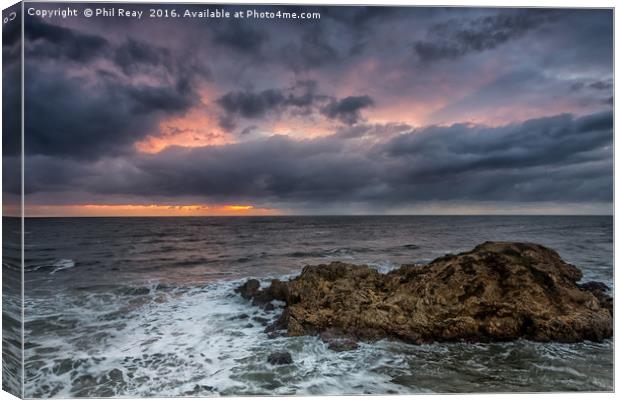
xmin=267 ymin=351 xmax=293 ymax=365
xmin=236 ymin=242 xmax=613 ymax=344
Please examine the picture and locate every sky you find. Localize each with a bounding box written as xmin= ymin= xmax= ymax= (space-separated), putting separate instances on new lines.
xmin=3 ymin=4 xmax=614 ymax=216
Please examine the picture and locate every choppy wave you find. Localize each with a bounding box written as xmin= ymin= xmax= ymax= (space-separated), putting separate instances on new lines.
xmin=28 ymin=259 xmax=76 ymax=275
xmin=22 ymin=216 xmax=614 ymax=396
xmin=24 ymin=276 xmax=613 ymax=397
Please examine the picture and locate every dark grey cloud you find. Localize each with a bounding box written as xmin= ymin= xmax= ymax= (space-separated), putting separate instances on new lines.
xmin=24 ymin=66 xmax=198 ymax=159
xmin=216 ymin=82 xmax=372 ymax=129
xmin=217 ymin=89 xmax=288 ymax=119
xmin=414 ymin=9 xmax=562 ymax=62
xmin=320 ymin=96 xmax=374 ymax=125
xmin=279 ymin=27 xmax=340 ymax=71
xmin=590 ymin=80 xmax=613 ymax=90
xmin=384 ymin=111 xmax=612 ymax=181
xmin=114 ymin=38 xmax=172 ymax=74
xmin=2 ymin=7 xmax=21 ymax=63
xmin=23 ymin=17 xmax=210 ymax=159
xmin=213 ymin=21 xmax=268 ymax=52
xmin=2 ymin=61 xmax=20 ymax=157
xmin=126 ymin=78 xmax=196 ymax=114
xmin=25 ymin=111 xmax=612 ymax=208
xmin=322 ymin=6 xmax=399 ymax=30
xmin=3 ymin=7 xmax=21 ymax=157
xmin=25 ymin=16 xmax=109 ymax=62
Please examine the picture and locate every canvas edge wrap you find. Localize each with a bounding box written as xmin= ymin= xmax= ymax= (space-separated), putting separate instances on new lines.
xmin=2 ymin=1 xmax=24 ymax=398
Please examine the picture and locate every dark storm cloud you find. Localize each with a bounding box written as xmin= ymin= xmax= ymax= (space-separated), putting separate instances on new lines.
xmin=280 ymin=27 xmax=340 ymax=71
xmin=590 ymin=80 xmax=613 ymax=90
xmin=26 ymin=111 xmax=612 ymax=207
xmin=126 ymin=78 xmax=195 ymax=114
xmin=216 ymin=82 xmax=372 ymax=128
xmin=213 ymin=21 xmax=268 ymax=52
xmin=24 ymin=66 xmax=198 ymax=158
xmin=2 ymin=7 xmax=21 ymax=63
xmin=2 ymin=61 xmax=20 ymax=157
xmin=414 ymin=9 xmax=562 ymax=62
xmin=114 ymin=38 xmax=172 ymax=74
xmin=25 ymin=16 xmax=109 ymax=62
xmin=23 ymin=17 xmax=208 ymax=159
xmin=3 ymin=8 xmax=21 ymax=157
xmin=217 ymin=89 xmax=288 ymax=119
xmin=322 ymin=6 xmax=399 ymax=30
xmin=320 ymin=96 xmax=375 ymax=125
xmin=384 ymin=111 xmax=612 ymax=181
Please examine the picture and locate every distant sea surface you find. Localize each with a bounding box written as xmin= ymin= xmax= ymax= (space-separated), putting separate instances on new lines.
xmin=22 ymin=216 xmax=613 ymax=397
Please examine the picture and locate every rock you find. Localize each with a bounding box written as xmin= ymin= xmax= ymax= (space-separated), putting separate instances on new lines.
xmin=318 ymin=328 xmax=360 ymax=351
xmin=580 ymin=281 xmax=613 ymax=313
xmin=229 ymin=313 xmax=249 ymax=320
xmin=326 ymin=338 xmax=359 ymax=352
xmin=239 ymin=242 xmax=613 ymax=344
xmin=234 ymin=279 xmax=260 ymax=300
xmin=236 ymin=277 xmax=292 ymax=307
xmin=267 ymin=351 xmax=293 ymax=365
xmin=184 ymin=384 xmax=215 ymax=395
xmin=252 ymin=316 xmax=270 ymax=326
xmin=248 ymin=278 xmax=291 ymax=306
xmin=580 ymin=281 xmax=610 ymax=292
xmin=107 ymin=368 xmax=124 ymax=383
xmin=267 ymin=279 xmax=290 ymax=302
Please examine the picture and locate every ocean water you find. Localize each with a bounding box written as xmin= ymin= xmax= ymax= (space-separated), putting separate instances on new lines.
xmin=22 ymin=216 xmax=613 ymax=397
xmin=3 ymin=217 xmax=23 ymax=396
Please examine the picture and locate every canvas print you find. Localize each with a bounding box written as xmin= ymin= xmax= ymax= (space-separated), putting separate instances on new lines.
xmin=1 ymin=1 xmax=614 ymax=398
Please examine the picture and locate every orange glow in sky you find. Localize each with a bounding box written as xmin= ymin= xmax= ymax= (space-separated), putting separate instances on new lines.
xmin=135 ymin=93 xmax=235 ymax=153
xmin=25 ymin=204 xmax=281 ymax=217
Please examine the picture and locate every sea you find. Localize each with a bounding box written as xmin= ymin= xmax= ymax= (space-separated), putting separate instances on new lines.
xmin=10 ymin=215 xmax=614 ymax=396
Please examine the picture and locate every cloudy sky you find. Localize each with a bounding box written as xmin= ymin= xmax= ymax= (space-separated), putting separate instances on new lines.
xmin=6 ymin=4 xmax=613 ymax=216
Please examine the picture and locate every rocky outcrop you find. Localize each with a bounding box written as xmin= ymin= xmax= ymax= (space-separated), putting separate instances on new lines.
xmin=237 ymin=242 xmax=613 ymax=345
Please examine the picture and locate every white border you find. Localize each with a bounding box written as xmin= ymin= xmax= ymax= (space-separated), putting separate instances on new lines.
xmin=0 ymin=1 xmax=616 ymax=400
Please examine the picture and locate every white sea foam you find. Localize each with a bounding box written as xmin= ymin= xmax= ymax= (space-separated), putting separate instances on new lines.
xmin=23 ymin=276 xmax=614 ymax=397
xmin=50 ymin=259 xmax=76 ymax=274
xmin=24 ymin=279 xmax=413 ymax=397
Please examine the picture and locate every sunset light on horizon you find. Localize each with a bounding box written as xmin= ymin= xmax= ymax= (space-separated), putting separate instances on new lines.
xmin=22 ymin=204 xmax=280 ymax=217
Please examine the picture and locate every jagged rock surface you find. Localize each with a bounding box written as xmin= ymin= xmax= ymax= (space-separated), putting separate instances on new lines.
xmin=237 ymin=242 xmax=613 ymax=344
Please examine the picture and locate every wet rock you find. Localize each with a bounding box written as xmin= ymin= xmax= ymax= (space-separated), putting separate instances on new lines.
xmin=579 ymin=281 xmax=613 ymax=313
xmin=184 ymin=384 xmax=215 ymax=395
xmin=267 ymin=351 xmax=293 ymax=365
xmin=107 ymin=368 xmax=124 ymax=383
xmin=235 ymin=278 xmax=292 ymax=307
xmin=267 ymin=279 xmax=291 ymax=303
xmin=266 ymin=330 xmax=286 ymax=339
xmin=319 ymin=328 xmax=359 ymax=351
xmin=229 ymin=313 xmax=249 ymax=320
xmin=252 ymin=316 xmax=270 ymax=326
xmin=580 ymin=281 xmax=610 ymax=292
xmin=327 ymin=338 xmax=359 ymax=352
xmin=234 ymin=279 xmax=260 ymax=300
xmin=239 ymin=242 xmax=613 ymax=344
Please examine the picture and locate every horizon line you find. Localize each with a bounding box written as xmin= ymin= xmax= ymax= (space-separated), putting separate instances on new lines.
xmin=8 ymin=214 xmax=614 ymax=218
